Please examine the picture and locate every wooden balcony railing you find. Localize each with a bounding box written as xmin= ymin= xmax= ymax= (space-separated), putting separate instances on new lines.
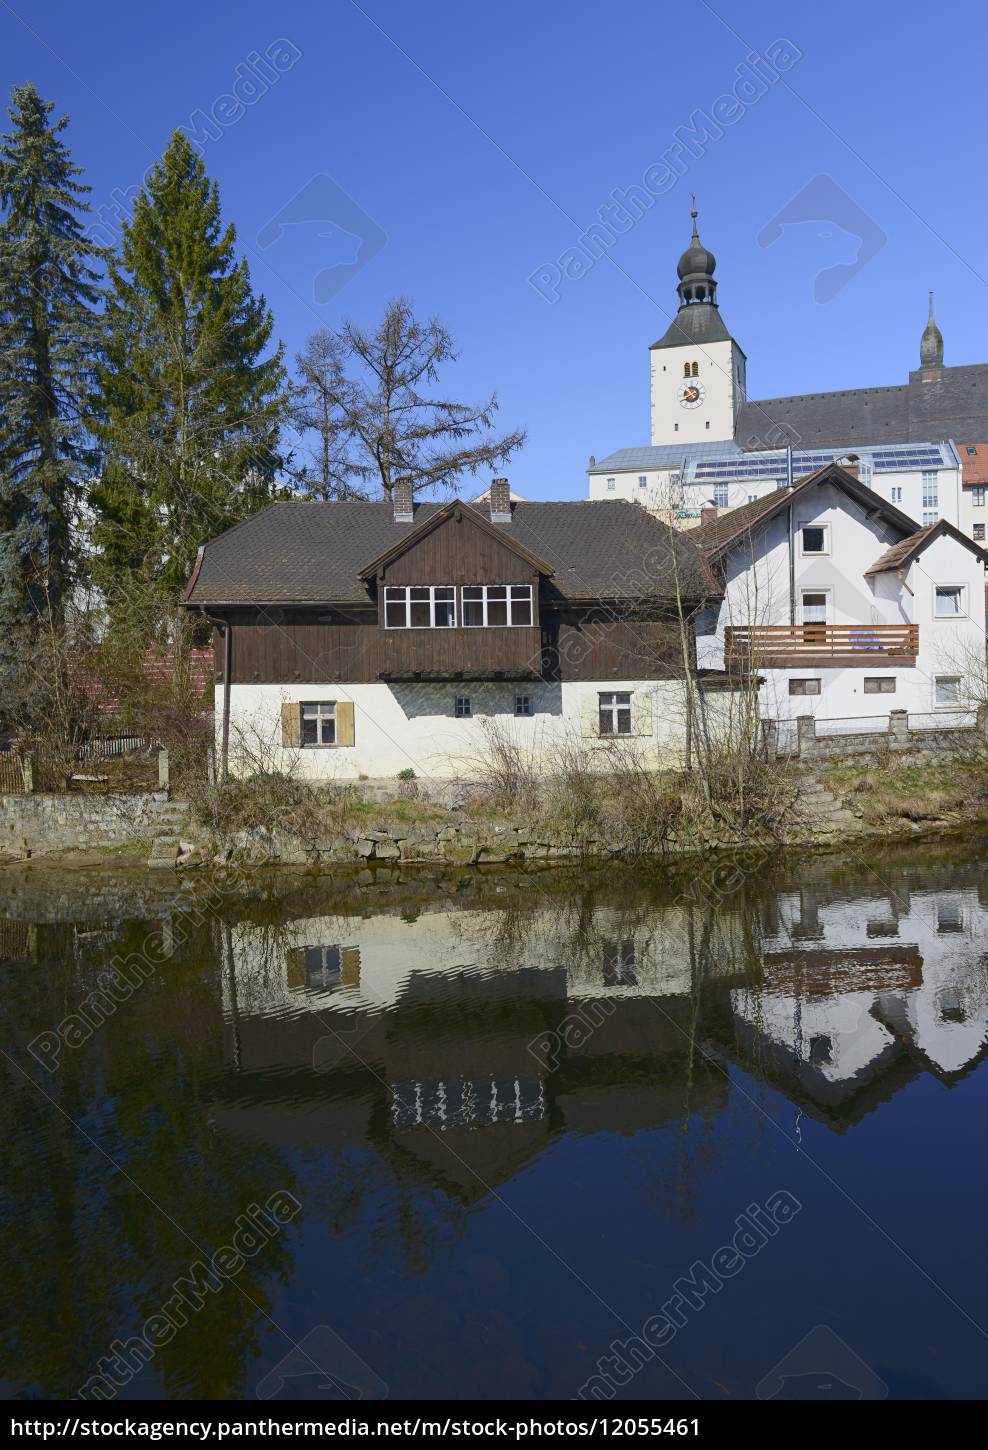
xmin=725 ymin=623 xmax=919 ymax=666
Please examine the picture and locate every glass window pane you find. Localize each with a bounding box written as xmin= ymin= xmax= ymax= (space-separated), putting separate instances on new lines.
xmin=511 ymin=598 xmax=532 ymax=626
xmin=487 ymin=586 xmax=507 ymax=600
xmin=301 ymin=717 xmax=318 ymax=745
xmin=462 ymin=599 xmax=484 ymax=627
xmin=463 ymin=586 xmax=482 ymax=599
xmin=409 ymin=600 xmax=431 ymax=627
xmin=615 ymin=692 xmax=631 ymax=705
xmin=599 ymin=708 xmax=613 ymax=735
xmin=410 ymin=587 xmax=430 ymax=600
xmin=434 ymin=587 xmax=454 ymax=600
xmin=434 ymin=599 xmax=455 ymax=627
xmin=385 ymin=600 xmax=406 ymax=627
xmin=319 ymin=716 xmax=336 ymax=744
xmin=487 ymin=598 xmax=508 ymax=626
xmin=617 ymin=707 xmax=632 ymax=735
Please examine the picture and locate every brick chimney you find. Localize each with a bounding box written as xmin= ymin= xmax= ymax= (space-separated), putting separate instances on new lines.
xmin=393 ymin=478 xmax=414 ymax=523
xmin=840 ymin=454 xmax=860 ymax=480
xmin=700 ymin=504 xmax=718 ymax=527
xmin=489 ymin=477 xmax=512 ymax=524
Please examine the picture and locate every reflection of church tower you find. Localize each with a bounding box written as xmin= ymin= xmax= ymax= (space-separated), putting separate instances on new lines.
xmin=649 ymin=202 xmax=746 ymax=448
xmin=919 ymin=290 xmax=944 ymax=371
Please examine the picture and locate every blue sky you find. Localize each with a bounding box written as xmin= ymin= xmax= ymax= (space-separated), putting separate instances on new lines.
xmin=3 ymin=0 xmax=983 ymax=499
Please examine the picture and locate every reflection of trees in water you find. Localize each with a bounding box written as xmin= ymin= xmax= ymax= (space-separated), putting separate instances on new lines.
xmin=0 ymin=914 xmax=299 ymax=1399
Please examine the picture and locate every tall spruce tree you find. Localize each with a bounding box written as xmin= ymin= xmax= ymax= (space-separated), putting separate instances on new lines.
xmin=0 ymin=82 xmax=102 ymax=624
xmin=91 ymin=130 xmax=286 ymax=601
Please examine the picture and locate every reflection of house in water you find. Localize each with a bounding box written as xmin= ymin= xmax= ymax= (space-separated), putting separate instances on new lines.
xmin=727 ymin=874 xmax=988 ymax=1124
xmin=217 ymin=900 xmax=732 ymax=1200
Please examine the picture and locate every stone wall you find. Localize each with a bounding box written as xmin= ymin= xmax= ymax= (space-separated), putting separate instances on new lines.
xmin=0 ymin=793 xmax=166 ymax=858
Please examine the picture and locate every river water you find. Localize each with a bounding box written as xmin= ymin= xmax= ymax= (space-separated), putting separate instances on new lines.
xmin=1 ymin=837 xmax=986 ymax=1401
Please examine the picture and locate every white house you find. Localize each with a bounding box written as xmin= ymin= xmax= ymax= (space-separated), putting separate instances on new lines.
xmin=692 ymin=461 xmax=988 ymax=722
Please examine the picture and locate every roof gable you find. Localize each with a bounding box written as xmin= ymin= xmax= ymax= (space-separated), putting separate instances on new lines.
xmin=693 ymin=463 xmax=920 ymax=561
xmin=865 ymin=518 xmax=988 ymax=575
xmin=357 ymin=500 xmax=555 ymax=581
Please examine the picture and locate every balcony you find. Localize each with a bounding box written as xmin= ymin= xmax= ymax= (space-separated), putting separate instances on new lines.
xmin=374 ymin=625 xmax=543 ymax=681
xmin=725 ymin=623 xmax=919 ymax=668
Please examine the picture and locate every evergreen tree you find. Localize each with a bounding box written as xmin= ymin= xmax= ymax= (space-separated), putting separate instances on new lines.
xmin=91 ymin=130 xmax=287 ymax=601
xmin=0 ymin=82 xmax=102 ymax=620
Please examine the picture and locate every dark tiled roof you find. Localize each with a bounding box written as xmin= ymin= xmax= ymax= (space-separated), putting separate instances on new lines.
xmin=692 ymin=463 xmax=920 ymax=560
xmin=185 ymin=498 xmax=719 ymax=606
xmin=650 ymin=303 xmax=735 ymax=351
xmin=865 ymin=519 xmax=988 ymax=575
xmin=737 ymin=362 xmax=988 ymax=451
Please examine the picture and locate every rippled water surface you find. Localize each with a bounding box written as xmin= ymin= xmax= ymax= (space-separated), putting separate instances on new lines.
xmin=1 ymin=838 xmax=987 ymax=1400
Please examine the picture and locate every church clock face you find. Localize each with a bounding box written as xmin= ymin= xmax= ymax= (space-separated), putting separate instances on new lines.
xmin=678 ymin=381 xmax=706 ymax=409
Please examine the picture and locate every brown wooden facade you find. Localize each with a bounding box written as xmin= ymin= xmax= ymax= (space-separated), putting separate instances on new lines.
xmin=208 ymin=507 xmax=691 ymax=686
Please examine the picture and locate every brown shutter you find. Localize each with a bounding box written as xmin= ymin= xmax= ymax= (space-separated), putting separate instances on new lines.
xmin=336 ymin=700 xmax=355 ymax=746
xmin=341 ymin=946 xmax=361 ymax=987
xmin=281 ymin=701 xmax=301 ymax=747
xmin=286 ymin=948 xmax=306 ymax=991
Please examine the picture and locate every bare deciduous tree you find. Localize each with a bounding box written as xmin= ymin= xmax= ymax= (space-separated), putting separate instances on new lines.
xmin=293 ymin=297 xmax=526 ymax=500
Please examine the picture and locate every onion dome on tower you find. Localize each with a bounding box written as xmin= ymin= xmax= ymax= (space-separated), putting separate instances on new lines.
xmin=650 ymin=200 xmax=734 ymax=349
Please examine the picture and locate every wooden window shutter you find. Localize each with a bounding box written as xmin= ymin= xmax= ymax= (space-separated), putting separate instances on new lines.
xmin=281 ymin=701 xmax=301 ymax=747
xmin=336 ymin=700 xmax=355 ymax=746
xmin=286 ymin=948 xmax=306 ymax=991
xmin=341 ymin=946 xmax=361 ymax=987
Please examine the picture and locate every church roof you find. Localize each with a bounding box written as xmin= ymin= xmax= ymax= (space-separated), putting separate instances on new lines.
xmin=737 ymin=363 xmax=988 ymax=450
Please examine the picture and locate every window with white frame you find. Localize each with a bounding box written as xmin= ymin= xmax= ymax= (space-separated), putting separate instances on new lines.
xmin=599 ymin=691 xmax=632 ymax=736
xmin=461 ymin=584 xmax=533 ymax=627
xmin=934 ymin=585 xmax=964 ymax=617
xmin=301 ymin=702 xmax=336 ymax=746
xmin=514 ymin=694 xmax=533 ymax=716
xmin=385 ymin=585 xmax=456 ymax=628
xmin=713 ymin=483 xmax=729 ymax=508
xmin=935 ymin=675 xmax=961 ymax=707
xmin=922 ymin=471 xmax=938 ymax=512
xmin=923 ymin=512 xmax=938 ymax=527
xmin=606 ymin=477 xmax=616 ymax=491
xmin=974 ymin=523 xmax=985 ymax=542
xmin=800 ymin=523 xmax=829 ymax=555
xmin=973 ymin=486 xmax=986 ymax=507
xmin=638 ymin=475 xmax=647 ymax=489
xmin=454 ymin=695 xmax=472 ymax=718
xmin=891 ymin=486 xmax=903 ymax=503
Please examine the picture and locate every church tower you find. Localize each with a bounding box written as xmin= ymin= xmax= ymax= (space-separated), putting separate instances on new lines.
xmin=649 ymin=203 xmax=746 ymax=446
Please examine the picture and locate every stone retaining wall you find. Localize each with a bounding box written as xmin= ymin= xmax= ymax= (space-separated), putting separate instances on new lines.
xmin=0 ymin=793 xmax=166 ymax=857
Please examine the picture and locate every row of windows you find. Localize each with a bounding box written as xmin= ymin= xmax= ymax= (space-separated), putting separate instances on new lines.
xmin=294 ymin=693 xmax=637 ymax=743
xmin=383 ymin=584 xmax=533 ymax=629
xmin=792 ymin=585 xmax=964 ymax=622
xmin=788 ymin=675 xmax=962 ymax=704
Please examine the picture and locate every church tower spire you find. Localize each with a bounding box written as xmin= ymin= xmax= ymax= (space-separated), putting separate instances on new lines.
xmin=920 ymin=290 xmax=944 ymax=369
xmin=676 ymin=196 xmax=718 ymax=307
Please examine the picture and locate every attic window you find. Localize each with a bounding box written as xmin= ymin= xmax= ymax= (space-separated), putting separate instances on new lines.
xmin=462 ymin=584 xmax=532 ymax=627
xmin=800 ymin=524 xmax=828 ymax=555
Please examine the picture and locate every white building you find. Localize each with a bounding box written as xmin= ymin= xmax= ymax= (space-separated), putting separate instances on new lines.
xmin=693 ymin=460 xmax=988 ymax=721
xmin=590 ymin=208 xmax=988 ymax=539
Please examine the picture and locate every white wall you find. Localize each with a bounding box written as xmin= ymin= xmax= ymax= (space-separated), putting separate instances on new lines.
xmin=697 ymin=480 xmax=987 ymax=720
xmin=219 ymin=677 xmax=699 ymax=781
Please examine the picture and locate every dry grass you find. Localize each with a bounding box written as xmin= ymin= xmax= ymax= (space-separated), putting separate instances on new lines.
xmin=823 ymin=760 xmax=971 ymax=824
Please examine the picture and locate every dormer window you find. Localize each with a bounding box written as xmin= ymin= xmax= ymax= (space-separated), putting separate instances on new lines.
xmin=385 ymin=585 xmax=456 ymax=628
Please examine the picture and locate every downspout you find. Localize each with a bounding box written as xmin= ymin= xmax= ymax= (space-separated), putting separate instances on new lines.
xmin=787 ymin=445 xmax=796 ymax=626
xmin=221 ymin=621 xmax=232 ymax=783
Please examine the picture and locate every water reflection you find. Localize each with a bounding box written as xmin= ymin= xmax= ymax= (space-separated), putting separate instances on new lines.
xmin=1 ymin=838 xmax=986 ymax=1400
